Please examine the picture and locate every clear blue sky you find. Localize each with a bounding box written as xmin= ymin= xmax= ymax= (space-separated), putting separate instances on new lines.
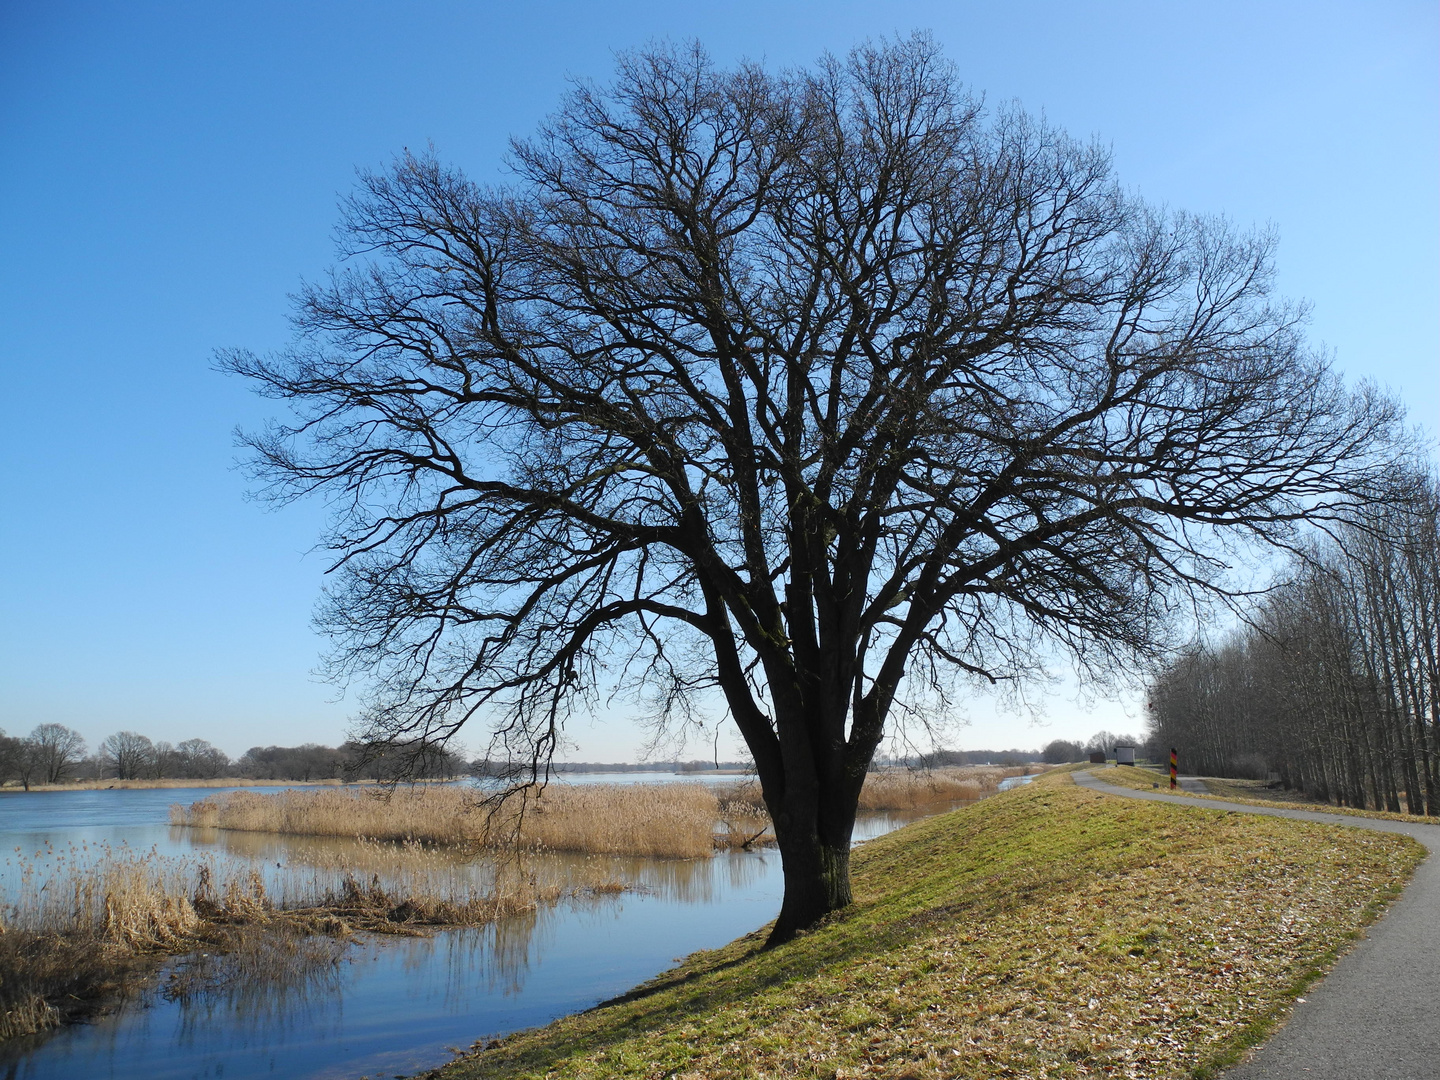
xmin=1 ymin=1 xmax=1434 ymax=761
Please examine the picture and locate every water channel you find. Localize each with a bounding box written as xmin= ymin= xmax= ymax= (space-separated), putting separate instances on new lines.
xmin=0 ymin=773 xmax=1033 ymax=1080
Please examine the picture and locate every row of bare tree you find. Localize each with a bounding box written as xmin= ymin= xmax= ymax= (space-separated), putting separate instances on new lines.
xmin=1147 ymin=468 xmax=1440 ymax=814
xmin=0 ymin=725 xmax=475 ymax=788
xmin=1040 ymin=730 xmax=1147 ymax=765
xmin=0 ymin=725 xmax=232 ymax=788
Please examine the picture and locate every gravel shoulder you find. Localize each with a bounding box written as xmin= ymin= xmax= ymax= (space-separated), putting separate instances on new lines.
xmin=1074 ymin=770 xmax=1440 ymax=1080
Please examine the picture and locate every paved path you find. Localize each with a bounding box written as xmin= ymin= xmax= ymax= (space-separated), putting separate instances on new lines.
xmin=1072 ymin=770 xmax=1440 ymax=1080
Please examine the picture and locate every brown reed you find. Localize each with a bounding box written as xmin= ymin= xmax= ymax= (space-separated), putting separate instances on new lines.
xmin=857 ymin=765 xmax=1035 ymax=811
xmin=0 ymin=839 xmax=623 ymax=1042
xmin=173 ymin=783 xmax=725 ymax=858
xmin=170 ymin=766 xmax=1043 ymax=855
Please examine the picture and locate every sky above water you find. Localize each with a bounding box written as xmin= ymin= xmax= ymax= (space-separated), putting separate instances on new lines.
xmin=1 ymin=0 xmax=1435 ymax=761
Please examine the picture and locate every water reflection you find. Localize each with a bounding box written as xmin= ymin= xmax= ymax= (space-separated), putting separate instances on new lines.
xmin=165 ymin=930 xmax=348 ymax=1045
xmin=0 ymin=837 xmax=791 ymax=1080
xmin=177 ymin=821 xmax=780 ymax=907
xmin=0 ymin=789 xmax=989 ymax=1080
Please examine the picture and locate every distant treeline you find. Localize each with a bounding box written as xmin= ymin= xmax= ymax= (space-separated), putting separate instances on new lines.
xmin=1033 ymin=732 xmax=1150 ymax=766
xmin=0 ymin=723 xmax=1143 ymax=791
xmin=550 ymin=760 xmax=754 ymax=774
xmin=0 ymin=725 xmax=467 ymax=789
xmin=1147 ymin=468 xmax=1439 ymax=815
xmin=908 ymin=748 xmax=1033 ymax=767
xmin=545 ymin=748 xmax=1124 ymax=774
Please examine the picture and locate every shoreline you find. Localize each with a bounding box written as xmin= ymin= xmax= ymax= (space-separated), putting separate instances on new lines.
xmin=0 ymin=776 xmax=453 ymax=793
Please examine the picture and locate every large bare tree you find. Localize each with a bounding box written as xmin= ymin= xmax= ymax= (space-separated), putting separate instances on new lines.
xmin=225 ymin=37 xmax=1398 ymax=942
xmin=26 ymin=723 xmax=86 ymax=786
xmin=100 ymin=730 xmax=156 ymax=780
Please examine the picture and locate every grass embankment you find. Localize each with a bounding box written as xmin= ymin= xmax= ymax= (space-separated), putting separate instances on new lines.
xmin=172 ymin=767 xmax=1036 ymax=858
xmin=1095 ymin=765 xmax=1438 ymax=824
xmin=427 ymin=771 xmax=1422 ymax=1080
xmin=0 ymin=840 xmax=621 ymax=1041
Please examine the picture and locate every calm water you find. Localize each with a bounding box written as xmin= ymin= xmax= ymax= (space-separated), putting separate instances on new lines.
xmin=0 ymin=775 xmax=1030 ymax=1079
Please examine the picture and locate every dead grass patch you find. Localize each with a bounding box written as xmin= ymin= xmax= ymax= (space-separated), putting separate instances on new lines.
xmin=858 ymin=766 xmax=1039 ymax=811
xmin=171 ymin=768 xmax=1040 ymax=857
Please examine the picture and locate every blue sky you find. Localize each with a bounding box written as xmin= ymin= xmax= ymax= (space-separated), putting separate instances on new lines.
xmin=1 ymin=1 xmax=1435 ymax=761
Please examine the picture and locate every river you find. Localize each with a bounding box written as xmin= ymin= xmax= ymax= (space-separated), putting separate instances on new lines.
xmin=0 ymin=773 xmax=1033 ymax=1079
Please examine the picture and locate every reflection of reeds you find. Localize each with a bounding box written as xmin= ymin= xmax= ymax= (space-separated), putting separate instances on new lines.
xmin=171 ymin=767 xmax=1044 ymax=855
xmin=0 ymin=840 xmax=623 ymax=1042
xmin=162 ymin=924 xmax=346 ymax=1012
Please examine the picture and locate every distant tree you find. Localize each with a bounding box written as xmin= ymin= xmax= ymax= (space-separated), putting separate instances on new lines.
xmin=227 ymin=37 xmax=1400 ymax=941
xmin=1148 ymin=466 xmax=1440 ymax=810
xmin=176 ymin=738 xmax=230 ymax=779
xmin=237 ymin=743 xmax=347 ymax=781
xmin=1041 ymin=739 xmax=1084 ymax=764
xmin=27 ymin=723 xmax=87 ymax=785
xmin=1 ymin=731 xmax=39 ymax=790
xmin=915 ymin=749 xmax=967 ymax=769
xmin=150 ymin=740 xmax=180 ymax=779
xmin=1082 ymin=731 xmax=1115 ymax=757
xmin=343 ymin=739 xmax=467 ymax=781
xmin=0 ymin=729 xmax=27 ymax=787
xmin=100 ymin=730 xmax=156 ymax=780
xmin=72 ymin=754 xmax=105 ymax=781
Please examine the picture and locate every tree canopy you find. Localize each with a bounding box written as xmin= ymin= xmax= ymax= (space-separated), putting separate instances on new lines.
xmin=225 ymin=35 xmax=1399 ymax=940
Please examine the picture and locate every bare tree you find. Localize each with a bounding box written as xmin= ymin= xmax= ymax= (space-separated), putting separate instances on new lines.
xmin=175 ymin=737 xmax=230 ymax=779
xmin=100 ymin=730 xmax=156 ymax=780
xmin=26 ymin=723 xmax=87 ymax=785
xmin=225 ymin=37 xmax=1399 ymax=941
xmin=1148 ymin=466 xmax=1440 ymax=813
xmin=150 ymin=740 xmax=180 ymax=779
xmin=0 ymin=729 xmax=27 ymax=788
xmin=1041 ymin=739 xmax=1084 ymax=764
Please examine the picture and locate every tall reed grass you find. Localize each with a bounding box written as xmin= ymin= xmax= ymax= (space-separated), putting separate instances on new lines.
xmin=0 ymin=838 xmax=622 ymax=1042
xmin=174 ymin=783 xmax=726 ymax=858
xmin=858 ymin=765 xmax=1037 ymax=811
xmin=171 ymin=766 xmax=1043 ymax=855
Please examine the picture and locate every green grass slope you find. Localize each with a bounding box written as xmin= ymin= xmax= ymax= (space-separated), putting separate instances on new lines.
xmin=425 ymin=771 xmax=1422 ymax=1080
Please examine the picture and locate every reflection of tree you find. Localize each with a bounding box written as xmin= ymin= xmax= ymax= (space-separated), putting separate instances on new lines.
xmin=155 ymin=829 xmax=788 ymax=1010
xmin=176 ymin=824 xmax=780 ymax=906
xmin=162 ymin=828 xmax=782 ymax=1002
xmin=166 ymin=928 xmax=346 ymax=1046
xmin=432 ymin=913 xmax=547 ymax=1000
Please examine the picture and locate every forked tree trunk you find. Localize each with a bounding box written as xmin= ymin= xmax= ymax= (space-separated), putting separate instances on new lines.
xmin=769 ymin=830 xmax=854 ymax=946
xmin=764 ymin=773 xmax=864 ymax=947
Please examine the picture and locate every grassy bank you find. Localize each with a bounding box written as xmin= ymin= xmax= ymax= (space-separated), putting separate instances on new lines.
xmin=1095 ymin=765 xmax=1438 ymax=824
xmin=425 ymin=771 xmax=1422 ymax=1080
xmin=171 ymin=768 xmax=1037 ymax=858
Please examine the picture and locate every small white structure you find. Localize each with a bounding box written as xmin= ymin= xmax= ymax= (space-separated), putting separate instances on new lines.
xmin=1115 ymin=745 xmax=1136 ymax=766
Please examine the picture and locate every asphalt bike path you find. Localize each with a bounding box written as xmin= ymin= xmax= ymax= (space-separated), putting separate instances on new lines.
xmin=1072 ymin=770 xmax=1440 ymax=1080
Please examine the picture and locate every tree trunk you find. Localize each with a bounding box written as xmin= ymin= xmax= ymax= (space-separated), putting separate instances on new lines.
xmin=768 ymin=805 xmax=857 ymax=946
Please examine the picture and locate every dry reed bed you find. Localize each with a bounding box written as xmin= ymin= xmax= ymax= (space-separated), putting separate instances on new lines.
xmin=0 ymin=840 xmax=620 ymax=1042
xmin=174 ymin=783 xmax=726 ymax=858
xmin=170 ymin=767 xmax=1041 ymax=856
xmin=858 ymin=765 xmax=1036 ymax=811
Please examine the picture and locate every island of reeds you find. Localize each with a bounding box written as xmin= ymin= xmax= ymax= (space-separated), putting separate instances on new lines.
xmin=167 ymin=766 xmax=1037 ymax=856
